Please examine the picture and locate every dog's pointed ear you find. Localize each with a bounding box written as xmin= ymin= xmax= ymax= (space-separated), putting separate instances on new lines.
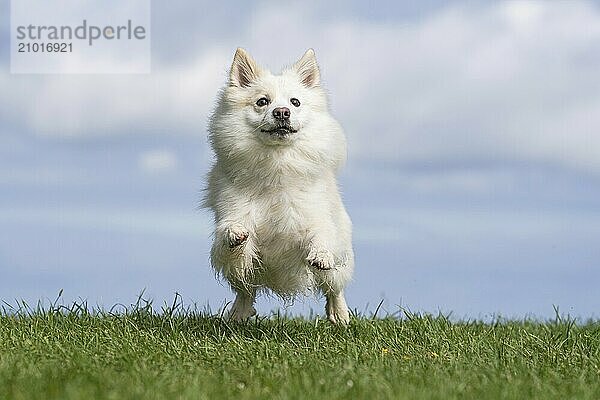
xmin=293 ymin=49 xmax=320 ymax=88
xmin=229 ymin=48 xmax=261 ymax=88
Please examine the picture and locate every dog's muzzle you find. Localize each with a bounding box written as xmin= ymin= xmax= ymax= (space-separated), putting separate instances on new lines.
xmin=260 ymin=124 xmax=298 ymax=137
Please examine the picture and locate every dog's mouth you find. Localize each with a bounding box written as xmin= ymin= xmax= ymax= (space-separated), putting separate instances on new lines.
xmin=260 ymin=125 xmax=298 ymax=137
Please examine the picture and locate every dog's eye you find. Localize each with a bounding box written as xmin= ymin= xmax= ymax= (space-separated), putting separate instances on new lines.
xmin=290 ymin=98 xmax=301 ymax=107
xmin=256 ymin=97 xmax=269 ymax=107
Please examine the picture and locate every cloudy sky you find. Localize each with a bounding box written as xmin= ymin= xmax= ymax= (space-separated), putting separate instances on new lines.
xmin=1 ymin=0 xmax=599 ymax=319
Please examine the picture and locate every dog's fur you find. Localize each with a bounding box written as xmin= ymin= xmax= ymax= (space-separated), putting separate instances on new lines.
xmin=204 ymin=48 xmax=354 ymax=324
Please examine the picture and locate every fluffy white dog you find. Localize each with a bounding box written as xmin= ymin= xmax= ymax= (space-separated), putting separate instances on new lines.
xmin=204 ymin=48 xmax=354 ymax=324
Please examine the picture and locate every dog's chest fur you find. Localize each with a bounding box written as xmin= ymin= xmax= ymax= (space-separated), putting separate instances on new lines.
xmin=241 ymin=175 xmax=332 ymax=293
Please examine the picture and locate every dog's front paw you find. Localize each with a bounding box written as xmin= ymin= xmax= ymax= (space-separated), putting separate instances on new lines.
xmin=227 ymin=227 xmax=249 ymax=248
xmin=307 ymin=248 xmax=335 ymax=270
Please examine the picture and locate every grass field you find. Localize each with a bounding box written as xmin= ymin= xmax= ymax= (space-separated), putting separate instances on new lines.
xmin=1 ymin=297 xmax=599 ymax=400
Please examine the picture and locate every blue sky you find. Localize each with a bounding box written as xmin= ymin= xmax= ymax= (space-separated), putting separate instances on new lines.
xmin=1 ymin=1 xmax=599 ymax=319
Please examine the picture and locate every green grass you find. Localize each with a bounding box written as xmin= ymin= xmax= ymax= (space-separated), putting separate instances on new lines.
xmin=1 ymin=297 xmax=600 ymax=400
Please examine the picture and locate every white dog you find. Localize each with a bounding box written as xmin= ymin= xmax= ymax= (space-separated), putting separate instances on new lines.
xmin=204 ymin=48 xmax=354 ymax=324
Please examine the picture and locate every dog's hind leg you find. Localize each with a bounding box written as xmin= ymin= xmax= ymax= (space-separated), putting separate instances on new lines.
xmin=325 ymin=291 xmax=350 ymax=325
xmin=228 ymin=289 xmax=257 ymax=321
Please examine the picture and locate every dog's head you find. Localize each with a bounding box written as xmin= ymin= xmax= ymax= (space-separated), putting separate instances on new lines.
xmin=212 ymin=48 xmax=333 ymax=142
xmin=228 ymin=48 xmax=324 ymax=144
xmin=210 ymin=49 xmax=345 ymax=172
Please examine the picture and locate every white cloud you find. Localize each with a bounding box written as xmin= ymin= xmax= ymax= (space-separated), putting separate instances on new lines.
xmin=0 ymin=47 xmax=230 ymax=137
xmin=138 ymin=149 xmax=178 ymax=173
xmin=319 ymin=2 xmax=600 ymax=173
xmin=2 ymin=1 xmax=600 ymax=175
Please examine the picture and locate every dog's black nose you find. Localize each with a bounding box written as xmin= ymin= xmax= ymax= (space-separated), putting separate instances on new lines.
xmin=272 ymin=107 xmax=291 ymax=120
